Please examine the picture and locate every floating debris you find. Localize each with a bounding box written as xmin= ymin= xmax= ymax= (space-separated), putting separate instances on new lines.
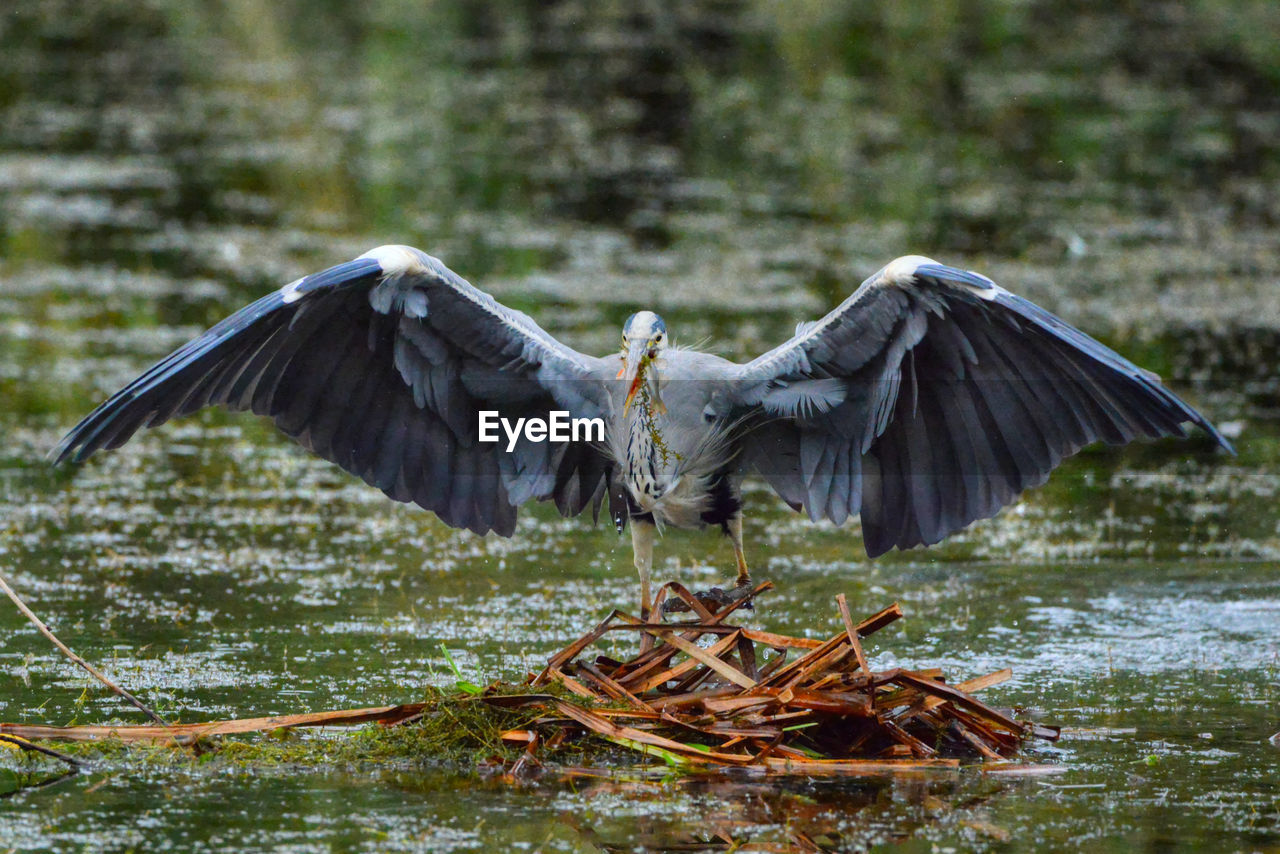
xmin=0 ymin=582 xmax=1057 ymax=775
xmin=497 ymin=581 xmax=1058 ymax=773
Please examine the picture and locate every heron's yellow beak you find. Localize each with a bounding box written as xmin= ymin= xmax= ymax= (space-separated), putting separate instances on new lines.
xmin=624 ymin=374 xmax=644 ymax=416
xmin=620 ymin=339 xmax=650 ymax=416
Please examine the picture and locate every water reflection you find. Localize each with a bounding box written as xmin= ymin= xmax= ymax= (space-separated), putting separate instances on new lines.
xmin=392 ymin=766 xmax=1019 ymax=853
xmin=0 ymin=769 xmax=79 ymax=802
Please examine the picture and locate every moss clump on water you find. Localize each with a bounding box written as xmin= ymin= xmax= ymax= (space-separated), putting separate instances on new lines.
xmin=10 ymin=686 xmax=591 ymax=773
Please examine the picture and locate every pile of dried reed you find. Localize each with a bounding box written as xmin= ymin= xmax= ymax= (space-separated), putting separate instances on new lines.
xmin=1 ymin=578 xmax=1056 ymax=776
xmin=487 ymin=581 xmax=1057 ymax=774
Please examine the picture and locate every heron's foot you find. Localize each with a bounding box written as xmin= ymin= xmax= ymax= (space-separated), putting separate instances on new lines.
xmin=660 ymin=581 xmax=755 ymax=616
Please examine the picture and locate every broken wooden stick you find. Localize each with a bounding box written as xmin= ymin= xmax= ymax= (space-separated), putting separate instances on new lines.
xmin=0 ymin=571 xmax=169 ymax=729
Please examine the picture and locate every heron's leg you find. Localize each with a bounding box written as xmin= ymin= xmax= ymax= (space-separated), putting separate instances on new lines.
xmin=728 ymin=513 xmax=750 ymax=587
xmin=631 ymin=518 xmax=657 ymax=620
xmin=662 ymin=514 xmax=753 ymax=616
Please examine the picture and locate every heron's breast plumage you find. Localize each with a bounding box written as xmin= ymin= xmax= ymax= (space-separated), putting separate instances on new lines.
xmin=621 ymin=405 xmax=711 ymax=525
xmin=623 ymin=412 xmax=665 ymax=507
xmin=611 ymin=371 xmax=736 ymax=529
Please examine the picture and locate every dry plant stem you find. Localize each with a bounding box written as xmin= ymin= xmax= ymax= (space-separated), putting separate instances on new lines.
xmin=1 ymin=702 xmax=432 ymax=744
xmin=835 ymin=593 xmax=870 ymax=674
xmin=0 ymin=733 xmax=84 ymax=769
xmin=0 ymin=571 xmax=169 ymax=728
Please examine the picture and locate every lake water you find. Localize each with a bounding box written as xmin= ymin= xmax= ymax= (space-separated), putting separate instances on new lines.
xmin=1 ymin=2 xmax=1278 ymax=850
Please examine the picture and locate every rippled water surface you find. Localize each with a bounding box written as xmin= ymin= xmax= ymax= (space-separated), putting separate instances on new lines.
xmin=2 ymin=2 xmax=1279 ymax=851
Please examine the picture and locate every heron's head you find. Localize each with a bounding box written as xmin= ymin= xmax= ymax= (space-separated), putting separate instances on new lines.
xmin=619 ymin=311 xmax=667 ymax=415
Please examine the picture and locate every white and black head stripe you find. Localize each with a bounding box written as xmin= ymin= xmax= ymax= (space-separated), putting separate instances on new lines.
xmin=623 ymin=310 xmax=667 ymax=340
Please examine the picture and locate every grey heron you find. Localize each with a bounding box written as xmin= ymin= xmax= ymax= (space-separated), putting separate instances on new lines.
xmin=54 ymin=245 xmax=1232 ymax=617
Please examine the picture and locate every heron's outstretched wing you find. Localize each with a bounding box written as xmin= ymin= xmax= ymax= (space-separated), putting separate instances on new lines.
xmin=54 ymin=245 xmax=617 ymax=535
xmin=730 ymin=255 xmax=1233 ymax=557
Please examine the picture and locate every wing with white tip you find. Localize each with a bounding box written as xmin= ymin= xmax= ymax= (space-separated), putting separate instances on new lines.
xmin=54 ymin=246 xmax=617 ymax=536
xmin=731 ymin=257 xmax=1232 ymax=556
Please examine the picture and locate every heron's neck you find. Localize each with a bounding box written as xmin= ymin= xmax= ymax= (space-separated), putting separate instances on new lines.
xmin=623 ymin=398 xmax=673 ymax=508
xmin=629 ymin=397 xmax=674 ymax=463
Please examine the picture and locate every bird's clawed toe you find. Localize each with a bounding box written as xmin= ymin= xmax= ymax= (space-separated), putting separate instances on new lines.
xmin=660 ymin=581 xmax=756 ymax=616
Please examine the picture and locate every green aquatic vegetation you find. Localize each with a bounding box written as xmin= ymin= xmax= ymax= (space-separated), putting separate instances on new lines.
xmin=637 ymin=380 xmax=680 ymax=468
xmin=15 ymin=688 xmax=563 ymax=771
xmin=1 ymin=681 xmax=667 ymax=779
xmin=433 ymin=643 xmax=483 ymax=696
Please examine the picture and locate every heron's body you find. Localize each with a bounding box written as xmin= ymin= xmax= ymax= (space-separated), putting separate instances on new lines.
xmin=611 ymin=349 xmax=737 ymax=524
xmin=607 ymin=347 xmax=750 ymax=610
xmin=55 ymin=245 xmax=1233 ymax=616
